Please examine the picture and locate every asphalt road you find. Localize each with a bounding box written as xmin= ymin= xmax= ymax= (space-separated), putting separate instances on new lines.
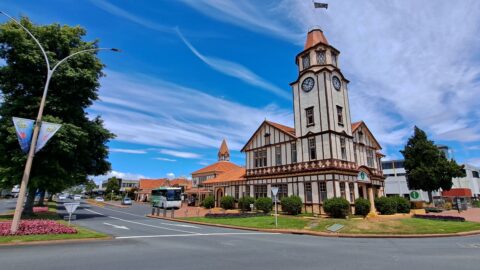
xmin=1 ymin=200 xmax=480 ymax=270
xmin=0 ymin=198 xmax=16 ymax=214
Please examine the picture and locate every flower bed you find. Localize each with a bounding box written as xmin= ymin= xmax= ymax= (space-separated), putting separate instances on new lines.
xmin=33 ymin=207 xmax=49 ymax=213
xmin=414 ymin=214 xmax=465 ymax=222
xmin=204 ymin=212 xmax=267 ymax=218
xmin=0 ymin=220 xmax=77 ymax=236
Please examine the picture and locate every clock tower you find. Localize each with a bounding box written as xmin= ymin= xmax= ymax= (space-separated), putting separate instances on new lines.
xmin=291 ymin=27 xmax=354 ymax=163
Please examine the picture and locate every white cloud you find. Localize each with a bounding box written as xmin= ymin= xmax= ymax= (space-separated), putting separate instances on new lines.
xmin=466 ymin=158 xmax=480 ymax=167
xmin=175 ymin=28 xmax=290 ymax=100
xmin=166 ymin=172 xmax=175 ymax=179
xmin=154 ymin=157 xmax=177 ymax=162
xmin=90 ymin=70 xmax=292 ymax=151
xmin=110 ymin=148 xmax=147 ymax=154
xmin=91 ymin=170 xmax=147 ymax=184
xmin=181 ymin=0 xmax=480 ymax=147
xmin=159 ymin=149 xmax=201 ymax=159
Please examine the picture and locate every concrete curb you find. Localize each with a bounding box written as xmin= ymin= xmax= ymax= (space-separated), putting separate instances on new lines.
xmin=146 ymin=215 xmax=480 ymax=239
xmin=0 ymin=236 xmax=113 ymax=247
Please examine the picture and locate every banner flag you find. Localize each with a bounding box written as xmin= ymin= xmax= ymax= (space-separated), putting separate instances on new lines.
xmin=35 ymin=121 xmax=62 ymax=153
xmin=12 ymin=117 xmax=35 ymax=153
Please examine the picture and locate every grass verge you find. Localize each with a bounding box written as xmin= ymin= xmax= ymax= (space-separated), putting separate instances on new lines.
xmin=182 ymin=215 xmax=309 ymax=230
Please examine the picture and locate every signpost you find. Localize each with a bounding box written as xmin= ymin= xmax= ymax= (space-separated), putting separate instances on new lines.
xmin=409 ymin=190 xmax=422 ymax=202
xmin=271 ymin=187 xmax=279 ymax=228
xmin=64 ymin=202 xmax=80 ymax=226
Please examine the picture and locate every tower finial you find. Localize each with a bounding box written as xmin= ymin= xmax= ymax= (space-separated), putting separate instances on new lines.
xmin=218 ymin=139 xmax=230 ymax=161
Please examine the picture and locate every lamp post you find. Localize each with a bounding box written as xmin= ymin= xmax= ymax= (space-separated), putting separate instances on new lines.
xmin=0 ymin=11 xmax=120 ymax=234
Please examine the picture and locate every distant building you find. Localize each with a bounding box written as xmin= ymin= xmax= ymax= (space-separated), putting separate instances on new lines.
xmin=135 ymin=178 xmax=192 ymax=202
xmin=100 ymin=179 xmax=139 ymax=192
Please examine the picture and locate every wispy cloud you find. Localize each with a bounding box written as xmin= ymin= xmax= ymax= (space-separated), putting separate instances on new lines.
xmin=90 ymin=70 xmax=292 ymax=152
xmin=154 ymin=157 xmax=177 ymax=162
xmin=182 ymin=0 xmax=480 ymax=147
xmin=91 ymin=170 xmax=147 ymax=184
xmin=110 ymin=148 xmax=147 ymax=154
xmin=159 ymin=149 xmax=201 ymax=159
xmin=175 ymin=28 xmax=290 ymax=100
xmin=166 ymin=172 xmax=175 ymax=179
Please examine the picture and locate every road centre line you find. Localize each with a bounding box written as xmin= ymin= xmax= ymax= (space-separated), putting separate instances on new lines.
xmin=116 ymin=232 xmax=280 ymax=239
xmin=85 ymin=208 xmax=198 ymax=235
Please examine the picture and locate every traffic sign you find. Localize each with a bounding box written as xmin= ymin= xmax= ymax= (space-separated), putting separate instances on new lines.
xmin=271 ymin=187 xmax=279 ymax=196
xmin=64 ymin=202 xmax=80 ymax=225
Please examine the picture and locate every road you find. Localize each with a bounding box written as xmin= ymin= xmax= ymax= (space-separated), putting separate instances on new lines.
xmin=1 ymin=199 xmax=480 ymax=270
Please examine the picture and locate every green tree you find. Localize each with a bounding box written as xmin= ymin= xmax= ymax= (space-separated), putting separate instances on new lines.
xmin=105 ymin=177 xmax=120 ymax=196
xmin=84 ymin=179 xmax=97 ymax=195
xmin=401 ymin=127 xmax=465 ymax=203
xmin=0 ymin=17 xmax=114 ymax=214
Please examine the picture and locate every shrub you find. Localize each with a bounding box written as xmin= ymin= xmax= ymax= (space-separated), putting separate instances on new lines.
xmin=323 ymin=197 xmax=350 ymax=218
xmin=472 ymin=200 xmax=480 ymax=208
xmin=393 ymin=197 xmax=411 ymax=213
xmin=220 ymin=195 xmax=235 ymax=210
xmin=203 ymin=195 xmax=215 ymax=209
xmin=354 ymin=198 xmax=371 ymax=217
xmin=254 ymin=197 xmax=273 ymax=213
xmin=374 ymin=197 xmax=397 ymax=215
xmin=238 ymin=196 xmax=255 ymax=212
xmin=281 ymin=195 xmax=303 ymax=215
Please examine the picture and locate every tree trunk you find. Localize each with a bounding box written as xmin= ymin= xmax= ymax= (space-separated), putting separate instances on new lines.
xmin=428 ymin=191 xmax=433 ymax=204
xmin=37 ymin=189 xmax=46 ymax=206
xmin=47 ymin=193 xmax=54 ymax=202
xmin=23 ymin=188 xmax=37 ymax=215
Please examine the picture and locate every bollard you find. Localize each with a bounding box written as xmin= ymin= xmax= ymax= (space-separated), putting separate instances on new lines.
xmin=171 ymin=209 xmax=174 ymax=218
xmin=151 ymin=207 xmax=155 ymax=216
xmin=163 ymin=208 xmax=167 ymax=217
xmin=156 ymin=207 xmax=160 ymax=216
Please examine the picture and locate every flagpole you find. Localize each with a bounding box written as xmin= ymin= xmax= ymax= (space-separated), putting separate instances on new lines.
xmin=0 ymin=11 xmax=120 ymax=234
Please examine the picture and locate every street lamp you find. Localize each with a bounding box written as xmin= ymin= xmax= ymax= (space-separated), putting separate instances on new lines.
xmin=0 ymin=11 xmax=120 ymax=233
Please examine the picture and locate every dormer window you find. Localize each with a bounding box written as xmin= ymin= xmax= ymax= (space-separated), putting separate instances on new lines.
xmin=302 ymin=54 xmax=310 ymax=69
xmin=316 ymin=50 xmax=326 ymax=65
xmin=331 ymin=51 xmax=337 ymax=66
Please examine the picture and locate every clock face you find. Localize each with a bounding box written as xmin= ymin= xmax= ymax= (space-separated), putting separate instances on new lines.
xmin=301 ymin=77 xmax=315 ymax=92
xmin=332 ymin=76 xmax=341 ymax=90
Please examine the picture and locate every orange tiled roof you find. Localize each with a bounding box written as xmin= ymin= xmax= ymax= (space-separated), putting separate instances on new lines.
xmin=351 ymin=121 xmax=363 ymax=132
xmin=304 ymin=28 xmax=329 ymax=50
xmin=138 ymin=179 xmax=169 ymax=190
xmin=191 ymin=161 xmax=242 ymax=175
xmin=170 ymin=178 xmax=192 ymax=189
xmin=203 ymin=167 xmax=246 ymax=184
xmin=442 ymin=188 xmax=472 ymax=197
xmin=265 ymin=120 xmax=296 ymax=137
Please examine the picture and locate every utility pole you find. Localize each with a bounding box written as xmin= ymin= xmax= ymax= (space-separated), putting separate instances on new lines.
xmin=0 ymin=11 xmax=120 ymax=234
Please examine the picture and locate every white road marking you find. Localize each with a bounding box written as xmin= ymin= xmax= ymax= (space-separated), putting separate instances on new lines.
xmin=103 ymin=222 xmax=130 ymax=230
xmin=88 ymin=203 xmax=200 ymax=228
xmin=116 ymin=232 xmax=280 ymax=239
xmin=85 ymin=208 xmax=198 ymax=234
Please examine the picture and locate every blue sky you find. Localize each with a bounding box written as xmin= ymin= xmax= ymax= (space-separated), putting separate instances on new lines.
xmin=2 ymin=0 xmax=480 ymax=182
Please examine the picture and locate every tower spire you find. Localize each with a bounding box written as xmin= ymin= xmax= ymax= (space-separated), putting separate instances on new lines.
xmin=218 ymin=139 xmax=230 ymax=161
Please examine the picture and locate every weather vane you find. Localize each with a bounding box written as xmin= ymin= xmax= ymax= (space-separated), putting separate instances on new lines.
xmin=313 ymin=1 xmax=328 ymax=9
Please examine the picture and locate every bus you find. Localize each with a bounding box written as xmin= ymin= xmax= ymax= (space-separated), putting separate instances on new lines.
xmin=151 ymin=187 xmax=182 ymax=209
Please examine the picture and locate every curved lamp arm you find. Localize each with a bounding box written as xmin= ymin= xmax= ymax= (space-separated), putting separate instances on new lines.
xmin=51 ymin=47 xmax=120 ymax=73
xmin=0 ymin=11 xmax=51 ymax=71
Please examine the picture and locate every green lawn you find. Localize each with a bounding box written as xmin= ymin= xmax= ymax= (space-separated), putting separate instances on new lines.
xmin=182 ymin=215 xmax=309 ymax=229
xmin=313 ymin=217 xmax=480 ymax=234
xmin=183 ymin=215 xmax=480 ymax=235
xmin=0 ymin=201 xmax=109 ymax=244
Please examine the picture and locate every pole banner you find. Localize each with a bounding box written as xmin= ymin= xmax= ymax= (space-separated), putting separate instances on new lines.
xmin=12 ymin=117 xmax=35 ymax=153
xmin=35 ymin=121 xmax=62 ymax=153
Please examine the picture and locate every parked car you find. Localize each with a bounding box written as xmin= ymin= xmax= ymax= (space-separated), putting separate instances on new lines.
xmin=58 ymin=194 xmax=67 ymax=200
xmin=95 ymin=197 xmax=104 ymax=202
xmin=121 ymin=197 xmax=132 ymax=205
xmin=73 ymin=195 xmax=82 ymax=200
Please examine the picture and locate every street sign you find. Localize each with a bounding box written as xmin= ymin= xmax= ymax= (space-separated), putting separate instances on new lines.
xmin=409 ymin=190 xmax=422 ymax=201
xmin=64 ymin=202 xmax=80 ymax=225
xmin=271 ymin=187 xmax=279 ymax=196
xmin=271 ymin=187 xmax=279 ymax=228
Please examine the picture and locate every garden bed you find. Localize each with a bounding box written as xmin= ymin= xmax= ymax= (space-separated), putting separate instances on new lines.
xmin=204 ymin=212 xmax=266 ymax=218
xmin=0 ymin=220 xmax=77 ymax=236
xmin=414 ymin=214 xmax=465 ymax=222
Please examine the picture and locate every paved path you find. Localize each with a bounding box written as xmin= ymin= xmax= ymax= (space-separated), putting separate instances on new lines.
xmin=1 ymin=200 xmax=480 ymax=270
xmin=426 ymin=208 xmax=480 ymax=223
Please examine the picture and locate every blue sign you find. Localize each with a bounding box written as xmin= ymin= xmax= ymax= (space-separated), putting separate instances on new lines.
xmin=12 ymin=117 xmax=35 ymax=153
xmin=35 ymin=121 xmax=62 ymax=153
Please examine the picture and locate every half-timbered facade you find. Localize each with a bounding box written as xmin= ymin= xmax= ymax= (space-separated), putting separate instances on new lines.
xmin=191 ymin=28 xmax=384 ymax=214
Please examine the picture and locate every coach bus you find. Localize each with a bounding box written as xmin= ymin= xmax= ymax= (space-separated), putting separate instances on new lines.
xmin=151 ymin=187 xmax=182 ymax=209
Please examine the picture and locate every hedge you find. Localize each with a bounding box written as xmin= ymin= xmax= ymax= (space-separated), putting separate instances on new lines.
xmin=255 ymin=197 xmax=273 ymax=213
xmin=220 ymin=195 xmax=235 ymax=210
xmin=323 ymin=197 xmax=350 ymax=218
xmin=281 ymin=195 xmax=303 ymax=215
xmin=203 ymin=195 xmax=215 ymax=209
xmin=393 ymin=196 xmax=411 ymax=213
xmin=238 ymin=196 xmax=255 ymax=212
xmin=354 ymin=198 xmax=370 ymax=217
xmin=374 ymin=197 xmax=397 ymax=215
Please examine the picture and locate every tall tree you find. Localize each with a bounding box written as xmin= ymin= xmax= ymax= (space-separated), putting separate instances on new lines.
xmin=0 ymin=17 xmax=114 ymax=214
xmin=105 ymin=177 xmax=120 ymax=197
xmin=401 ymin=126 xmax=465 ymax=202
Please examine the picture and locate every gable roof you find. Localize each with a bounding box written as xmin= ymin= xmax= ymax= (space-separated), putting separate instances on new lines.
xmin=138 ymin=179 xmax=170 ymax=190
xmin=203 ymin=167 xmax=246 ymax=184
xmin=191 ymin=161 xmax=242 ymax=175
xmin=169 ymin=178 xmax=192 ymax=188
xmin=351 ymin=121 xmax=382 ymax=149
xmin=241 ymin=120 xmax=296 ymax=152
